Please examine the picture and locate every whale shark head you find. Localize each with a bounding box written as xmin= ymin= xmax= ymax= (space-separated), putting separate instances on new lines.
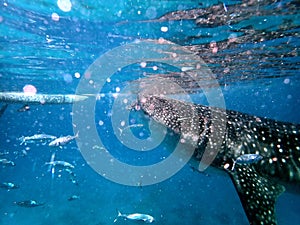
xmin=138 ymin=94 xmax=181 ymax=132
xmin=137 ymin=94 xmax=212 ymax=146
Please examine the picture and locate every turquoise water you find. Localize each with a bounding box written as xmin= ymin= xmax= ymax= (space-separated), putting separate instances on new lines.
xmin=0 ymin=0 xmax=300 ymax=225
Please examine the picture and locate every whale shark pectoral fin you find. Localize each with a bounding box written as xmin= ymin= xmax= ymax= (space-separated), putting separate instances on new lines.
xmin=227 ymin=164 xmax=285 ymax=225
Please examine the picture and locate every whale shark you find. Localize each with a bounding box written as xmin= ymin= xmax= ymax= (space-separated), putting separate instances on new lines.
xmin=137 ymin=94 xmax=300 ymax=225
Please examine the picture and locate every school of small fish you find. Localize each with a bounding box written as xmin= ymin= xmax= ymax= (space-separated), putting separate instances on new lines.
xmin=1 ymin=131 xmax=79 ymax=208
xmin=1 ymin=127 xmax=153 ymax=222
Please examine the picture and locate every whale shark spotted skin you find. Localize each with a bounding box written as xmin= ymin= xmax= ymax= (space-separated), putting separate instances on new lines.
xmin=138 ymin=94 xmax=300 ymax=225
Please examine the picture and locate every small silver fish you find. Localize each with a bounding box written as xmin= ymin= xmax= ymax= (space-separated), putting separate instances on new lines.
xmin=48 ymin=132 xmax=78 ymax=147
xmin=114 ymin=210 xmax=155 ymax=223
xmin=0 ymin=158 xmax=15 ymax=166
xmin=0 ymin=151 xmax=9 ymax=157
xmin=15 ymin=200 xmax=44 ymax=207
xmin=68 ymin=195 xmax=80 ymax=201
xmin=19 ymin=134 xmax=57 ymax=145
xmin=17 ymin=104 xmax=30 ymax=112
xmin=232 ymin=154 xmax=263 ymax=170
xmin=46 ymin=153 xmax=77 ymax=184
xmin=0 ymin=182 xmax=19 ymax=190
xmin=118 ymin=124 xmax=144 ymax=134
xmin=45 ymin=160 xmax=75 ymax=169
xmin=65 ymin=168 xmax=78 ymax=185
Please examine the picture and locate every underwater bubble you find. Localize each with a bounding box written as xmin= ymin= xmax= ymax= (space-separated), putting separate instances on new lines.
xmin=283 ymin=78 xmax=290 ymax=84
xmin=63 ymin=73 xmax=73 ymax=83
xmin=117 ymin=10 xmax=122 ymax=17
xmin=84 ymin=72 xmax=91 ymax=79
xmin=23 ymin=84 xmax=37 ymax=95
xmin=140 ymin=62 xmax=147 ymax=68
xmin=161 ymin=26 xmax=168 ymax=32
xmin=51 ymin=13 xmax=60 ymax=21
xmin=57 ymin=0 xmax=72 ymax=12
xmin=74 ymin=72 xmax=80 ymax=78
xmin=145 ymin=6 xmax=157 ymax=19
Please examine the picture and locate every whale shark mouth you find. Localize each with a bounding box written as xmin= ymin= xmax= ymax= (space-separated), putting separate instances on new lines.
xmin=137 ymin=94 xmax=300 ymax=225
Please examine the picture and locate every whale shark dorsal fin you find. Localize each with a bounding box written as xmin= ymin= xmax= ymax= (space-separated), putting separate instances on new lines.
xmin=228 ymin=164 xmax=285 ymax=225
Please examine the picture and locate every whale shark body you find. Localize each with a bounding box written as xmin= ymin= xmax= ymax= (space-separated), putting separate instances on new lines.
xmin=138 ymin=94 xmax=300 ymax=225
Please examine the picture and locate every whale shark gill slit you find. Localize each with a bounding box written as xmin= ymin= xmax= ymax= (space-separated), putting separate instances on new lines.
xmin=138 ymin=94 xmax=300 ymax=225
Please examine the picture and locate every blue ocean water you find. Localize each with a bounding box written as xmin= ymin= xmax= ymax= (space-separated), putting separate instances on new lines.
xmin=0 ymin=0 xmax=299 ymax=225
